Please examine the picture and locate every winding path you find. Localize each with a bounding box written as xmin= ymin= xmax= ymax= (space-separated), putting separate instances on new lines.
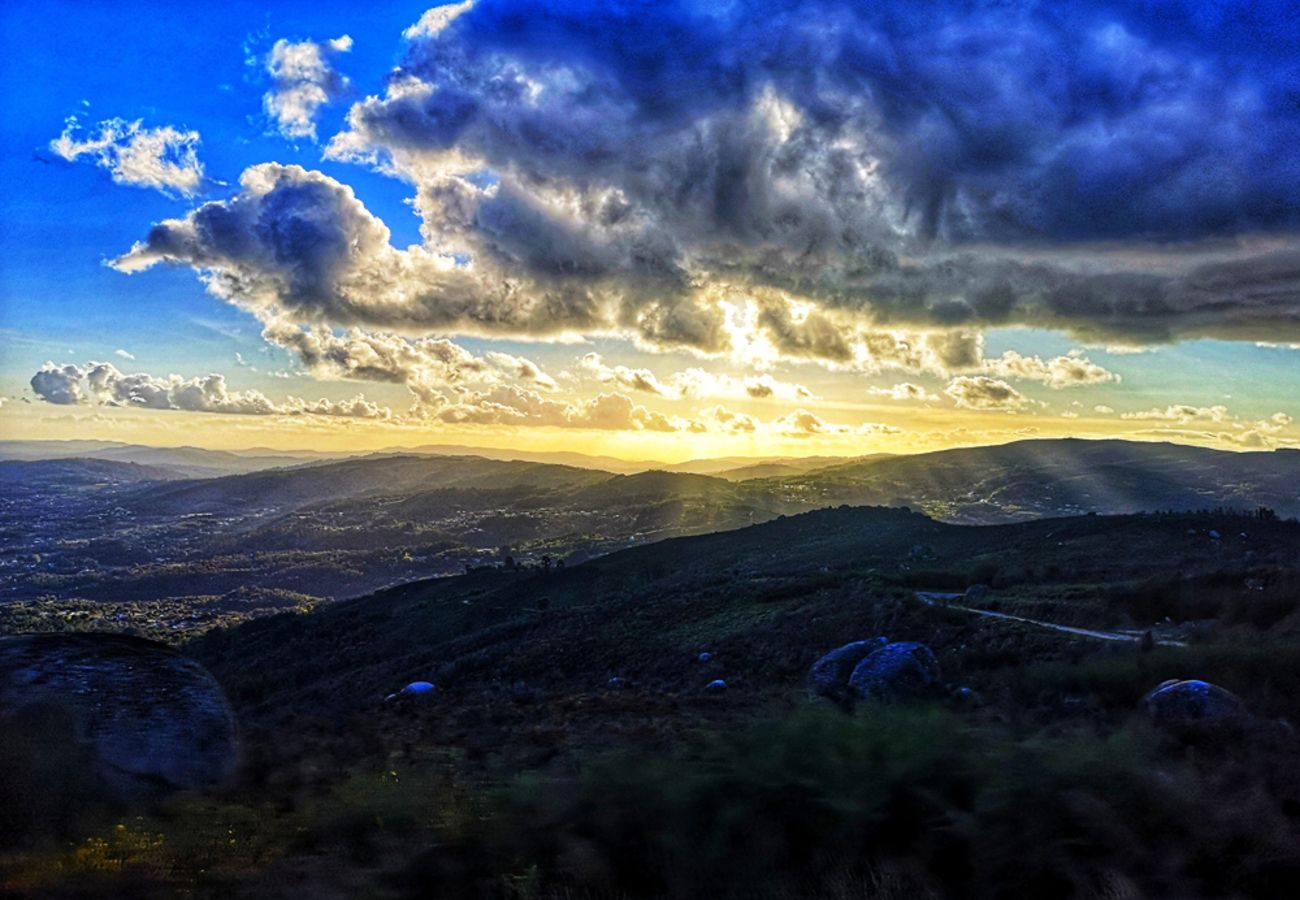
xmin=914 ymin=592 xmax=1187 ymax=647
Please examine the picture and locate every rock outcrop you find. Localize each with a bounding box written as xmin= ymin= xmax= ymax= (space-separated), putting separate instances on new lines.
xmin=1140 ymin=679 xmax=1250 ymax=736
xmin=0 ymin=633 xmax=240 ymax=798
xmin=848 ymin=642 xmax=941 ymax=702
xmin=807 ymin=638 xmax=889 ymax=703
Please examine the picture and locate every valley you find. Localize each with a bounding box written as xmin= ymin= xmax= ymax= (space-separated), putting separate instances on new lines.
xmin=3 ymin=439 xmax=1297 ymax=641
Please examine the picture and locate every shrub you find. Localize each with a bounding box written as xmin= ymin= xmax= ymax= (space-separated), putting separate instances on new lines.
xmin=475 ymin=705 xmax=1300 ymax=899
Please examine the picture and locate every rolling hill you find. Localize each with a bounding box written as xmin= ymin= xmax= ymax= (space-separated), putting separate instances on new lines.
xmin=772 ymin=438 xmax=1300 ymax=522
xmin=190 ymin=502 xmax=1300 ymax=725
xmin=3 ymin=439 xmax=1297 ymax=637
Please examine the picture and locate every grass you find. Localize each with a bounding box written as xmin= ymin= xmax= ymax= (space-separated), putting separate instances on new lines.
xmin=7 ymin=509 xmax=1300 ymax=897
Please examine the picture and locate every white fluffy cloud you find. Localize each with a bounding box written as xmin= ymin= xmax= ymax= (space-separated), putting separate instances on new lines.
xmin=983 ymin=350 xmax=1119 ymax=388
xmin=112 ymin=164 xmax=601 ymax=340
xmin=573 ymin=353 xmax=674 ymax=396
xmin=51 ymin=116 xmax=203 ymax=196
xmin=263 ymin=35 xmax=353 ymax=141
xmin=573 ymin=353 xmax=814 ymax=402
xmin=430 ymin=385 xmax=682 ymax=432
xmin=1121 ymin=404 xmax=1232 ymax=424
xmin=96 ymin=0 xmax=1300 ymax=418
xmin=867 ymin=382 xmax=939 ymax=402
xmin=1117 ymin=405 xmax=1296 ymax=448
xmin=259 ymin=319 xmax=558 ymax=403
xmin=773 ymin=408 xmax=899 ymax=438
xmin=697 ymin=405 xmax=758 ymax=434
xmin=943 ymin=376 xmax=1042 ymax=412
xmin=29 ymin=361 xmax=391 ymax=419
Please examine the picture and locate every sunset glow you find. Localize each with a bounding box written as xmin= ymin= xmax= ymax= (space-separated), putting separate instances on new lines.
xmin=2 ymin=0 xmax=1297 ymax=459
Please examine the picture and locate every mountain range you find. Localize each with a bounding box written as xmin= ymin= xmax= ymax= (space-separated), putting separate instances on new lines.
xmin=1 ymin=438 xmax=1296 ymax=637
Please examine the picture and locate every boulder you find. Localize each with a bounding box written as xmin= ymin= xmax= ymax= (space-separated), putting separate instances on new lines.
xmin=849 ymin=642 xmax=941 ymax=702
xmin=964 ymin=584 xmax=990 ymax=603
xmin=950 ymin=686 xmax=983 ymax=709
xmin=806 ymin=638 xmax=889 ymax=703
xmin=705 ymin=679 xmax=727 ymax=692
xmin=0 ymin=633 xmax=239 ymax=798
xmin=1141 ymin=679 xmax=1250 ymax=735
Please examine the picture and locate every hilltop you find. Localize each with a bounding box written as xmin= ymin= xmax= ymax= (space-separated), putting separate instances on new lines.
xmin=768 ymin=438 xmax=1300 ymax=522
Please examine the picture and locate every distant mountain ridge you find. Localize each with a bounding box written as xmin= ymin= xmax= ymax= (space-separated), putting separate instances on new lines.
xmin=764 ymin=438 xmax=1300 ymax=522
xmin=0 ymin=439 xmax=865 ymax=479
xmin=3 ymin=439 xmax=1296 ymax=627
xmin=0 ymin=457 xmax=190 ymax=485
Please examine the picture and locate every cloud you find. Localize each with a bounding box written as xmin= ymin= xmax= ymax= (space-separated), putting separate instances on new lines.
xmin=113 ymin=349 xmax=135 ymax=361
xmin=1122 ymin=405 xmax=1296 ymax=448
xmin=573 ymin=353 xmax=673 ymax=396
xmin=51 ymin=116 xmax=203 ymax=196
xmin=943 ymin=376 xmax=1041 ymax=412
xmin=431 ymin=385 xmax=683 ymax=432
xmin=1121 ymin=404 xmax=1232 ymax=424
xmin=30 ymin=363 xmax=88 ymax=405
xmin=983 ymin=350 xmax=1119 ymax=388
xmin=484 ymin=351 xmax=558 ymax=390
xmin=29 ymin=361 xmax=391 ymax=419
xmin=772 ymin=408 xmax=900 ymax=438
xmin=258 ymin=319 xmax=558 ymax=403
xmin=403 ymin=0 xmax=476 ymax=40
xmin=868 ymin=382 xmax=939 ymax=402
xmin=106 ymin=0 xmax=1300 ymax=390
xmin=112 ymin=164 xmax=602 ymax=339
xmin=573 ymin=352 xmax=816 ymax=402
xmin=697 ymin=405 xmax=757 ymax=434
xmin=263 ymin=35 xmax=353 ymax=141
xmin=311 ymin=0 xmax=1300 ymax=346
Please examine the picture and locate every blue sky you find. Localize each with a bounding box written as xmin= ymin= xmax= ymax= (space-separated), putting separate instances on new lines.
xmin=1 ymin=0 xmax=423 ymax=345
xmin=1 ymin=1 xmax=1297 ymax=457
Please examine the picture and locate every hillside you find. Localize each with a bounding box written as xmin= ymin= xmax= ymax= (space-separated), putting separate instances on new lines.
xmin=4 ymin=439 xmax=1297 ymax=639
xmin=0 ymin=456 xmax=805 ymax=630
xmin=0 ymin=457 xmax=191 ymax=486
xmin=773 ymin=438 xmax=1300 ymax=522
xmin=120 ymin=504 xmax=1297 ymax=898
xmin=8 ymin=505 xmax=1300 ymax=897
xmin=0 ymin=440 xmax=327 ymax=477
xmin=191 ymin=505 xmax=1300 ymax=722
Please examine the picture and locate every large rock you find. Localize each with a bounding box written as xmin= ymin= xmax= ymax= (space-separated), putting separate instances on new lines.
xmin=849 ymin=642 xmax=941 ymax=702
xmin=1140 ymin=679 xmax=1250 ymax=735
xmin=807 ymin=638 xmax=889 ymax=703
xmin=0 ymin=633 xmax=239 ymax=797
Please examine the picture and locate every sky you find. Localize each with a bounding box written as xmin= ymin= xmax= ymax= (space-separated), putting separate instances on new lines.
xmin=1 ymin=0 xmax=1297 ymax=462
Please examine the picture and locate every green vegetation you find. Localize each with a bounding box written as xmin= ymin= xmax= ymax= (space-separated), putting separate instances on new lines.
xmin=4 ymin=485 xmax=1300 ymax=896
xmin=7 ymin=702 xmax=1298 ymax=899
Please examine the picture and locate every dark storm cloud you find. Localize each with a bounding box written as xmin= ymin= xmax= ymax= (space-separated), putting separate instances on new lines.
xmin=118 ymin=0 xmax=1300 ymax=355
xmin=348 ymin=0 xmax=1300 ymax=242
